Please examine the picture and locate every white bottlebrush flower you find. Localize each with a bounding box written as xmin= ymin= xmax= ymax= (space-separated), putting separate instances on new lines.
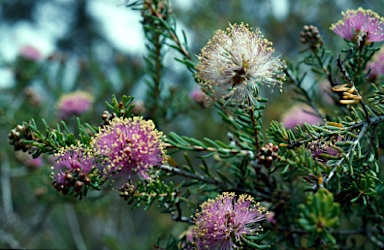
xmin=196 ymin=23 xmax=285 ymax=107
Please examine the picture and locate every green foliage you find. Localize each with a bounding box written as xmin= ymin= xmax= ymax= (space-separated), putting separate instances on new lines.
xmin=3 ymin=1 xmax=384 ymax=249
xmin=105 ymin=95 xmax=136 ymax=119
xmin=298 ymin=188 xmax=340 ymax=247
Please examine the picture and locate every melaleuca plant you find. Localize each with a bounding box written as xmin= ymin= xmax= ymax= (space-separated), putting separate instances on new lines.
xmin=7 ymin=1 xmax=384 ymax=249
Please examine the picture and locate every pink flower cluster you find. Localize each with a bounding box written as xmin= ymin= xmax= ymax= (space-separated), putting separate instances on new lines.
xmin=331 ymin=8 xmax=384 ymax=44
xmin=91 ymin=116 xmax=166 ymax=187
xmin=193 ymin=192 xmax=269 ymax=250
xmin=280 ymin=105 xmax=323 ymax=129
xmin=50 ymin=116 xmax=166 ymax=194
xmin=19 ymin=45 xmax=42 ymax=61
xmin=56 ymin=91 xmax=94 ymax=119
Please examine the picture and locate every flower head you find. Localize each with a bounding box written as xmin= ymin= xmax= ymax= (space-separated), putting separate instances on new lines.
xmin=193 ymin=192 xmax=269 ymax=250
xmin=190 ymin=88 xmax=206 ymax=103
xmin=19 ymin=45 xmax=42 ymax=61
xmin=57 ymin=91 xmax=94 ymax=119
xmin=91 ymin=116 xmax=166 ymax=187
xmin=196 ymin=23 xmax=285 ymax=107
xmin=331 ymin=8 xmax=384 ymax=44
xmin=281 ymin=105 xmax=323 ymax=129
xmin=51 ymin=145 xmax=99 ymax=194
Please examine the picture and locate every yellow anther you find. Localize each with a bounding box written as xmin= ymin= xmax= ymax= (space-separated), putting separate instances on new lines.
xmin=339 ymin=99 xmax=360 ymax=104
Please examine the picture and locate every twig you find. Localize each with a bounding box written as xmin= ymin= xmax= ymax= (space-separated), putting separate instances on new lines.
xmin=0 ymin=228 xmax=21 ymax=249
xmin=165 ymin=143 xmax=253 ymax=157
xmin=325 ymin=122 xmax=369 ymax=184
xmin=1 ymin=159 xmax=13 ymax=215
xmin=248 ymin=97 xmax=260 ymax=150
xmin=158 ymin=165 xmax=271 ymax=201
xmin=266 ymin=225 xmax=372 ymax=236
xmin=20 ymin=202 xmax=55 ymax=247
xmin=65 ymin=203 xmax=87 ymax=250
xmin=147 ymin=3 xmax=192 ymax=61
xmin=163 ymin=202 xmax=192 ymax=224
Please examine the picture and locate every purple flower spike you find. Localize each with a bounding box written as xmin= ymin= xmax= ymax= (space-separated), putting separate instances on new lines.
xmin=331 ymin=8 xmax=384 ymax=44
xmin=57 ymin=91 xmax=94 ymax=119
xmin=92 ymin=116 xmax=166 ymax=186
xmin=193 ymin=192 xmax=269 ymax=250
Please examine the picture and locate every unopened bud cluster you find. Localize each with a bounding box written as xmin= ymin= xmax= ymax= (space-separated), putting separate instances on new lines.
xmin=24 ymin=87 xmax=41 ymax=107
xmin=118 ymin=183 xmax=137 ymax=201
xmin=52 ymin=167 xmax=91 ymax=195
xmin=257 ymin=143 xmax=279 ymax=168
xmin=9 ymin=123 xmax=39 ymax=154
xmin=100 ymin=110 xmax=116 ymax=126
xmin=300 ymin=25 xmax=322 ymax=50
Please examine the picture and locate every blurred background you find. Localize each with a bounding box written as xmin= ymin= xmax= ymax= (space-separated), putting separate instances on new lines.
xmin=1 ymin=0 xmax=383 ymax=249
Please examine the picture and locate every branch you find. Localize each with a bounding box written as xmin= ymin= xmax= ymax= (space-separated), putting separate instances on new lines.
xmin=158 ymin=165 xmax=271 ymax=201
xmin=65 ymin=203 xmax=87 ymax=250
xmin=326 ymin=121 xmax=369 ymax=184
xmin=163 ymin=202 xmax=192 ymax=224
xmin=19 ymin=203 xmax=55 ymax=247
xmin=248 ymin=97 xmax=260 ymax=150
xmin=148 ymin=3 xmax=193 ymax=61
xmin=165 ymin=143 xmax=254 ymax=157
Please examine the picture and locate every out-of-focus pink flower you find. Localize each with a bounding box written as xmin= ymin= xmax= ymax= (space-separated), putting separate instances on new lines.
xmin=15 ymin=151 xmax=43 ymax=168
xmin=56 ymin=91 xmax=94 ymax=119
xmin=19 ymin=45 xmax=42 ymax=61
xmin=331 ymin=8 xmax=384 ymax=44
xmin=319 ymin=81 xmax=336 ymax=105
xmin=281 ymin=105 xmax=323 ymax=129
xmin=193 ymin=192 xmax=269 ymax=250
xmin=190 ymin=87 xmax=212 ymax=107
xmin=91 ymin=116 xmax=166 ymax=187
xmin=179 ymin=226 xmax=195 ymax=249
xmin=366 ymin=47 xmax=384 ymax=78
xmin=190 ymin=88 xmax=205 ymax=103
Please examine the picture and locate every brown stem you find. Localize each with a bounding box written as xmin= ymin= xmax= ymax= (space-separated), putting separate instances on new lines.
xmin=148 ymin=3 xmax=192 ymax=61
xmin=165 ymin=143 xmax=252 ymax=156
xmin=248 ymin=97 xmax=260 ymax=150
